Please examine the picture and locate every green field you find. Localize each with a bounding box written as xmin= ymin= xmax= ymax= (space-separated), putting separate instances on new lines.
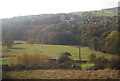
xmin=2 ymin=44 xmax=119 ymax=79
xmin=2 ymin=44 xmax=114 ymax=60
xmin=2 ymin=44 xmax=115 ymax=65
xmin=81 ymin=63 xmax=94 ymax=70
xmin=2 ymin=43 xmax=116 ymax=70
xmin=94 ymin=10 xmax=118 ymax=17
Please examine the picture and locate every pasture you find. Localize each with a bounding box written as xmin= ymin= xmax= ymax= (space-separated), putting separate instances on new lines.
xmin=2 ymin=44 xmax=114 ymax=70
xmin=2 ymin=43 xmax=115 ymax=66
xmin=2 ymin=43 xmax=118 ymax=75
xmin=3 ymin=44 xmax=114 ymax=60
xmin=96 ymin=11 xmax=118 ymax=17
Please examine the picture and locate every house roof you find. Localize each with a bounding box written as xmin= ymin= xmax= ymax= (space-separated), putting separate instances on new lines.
xmin=49 ymin=57 xmax=58 ymax=60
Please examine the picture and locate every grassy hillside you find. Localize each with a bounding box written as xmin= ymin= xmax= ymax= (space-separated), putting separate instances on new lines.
xmin=2 ymin=44 xmax=115 ymax=65
xmin=95 ymin=7 xmax=118 ymax=17
xmin=71 ymin=7 xmax=118 ymax=17
xmin=3 ymin=69 xmax=119 ymax=79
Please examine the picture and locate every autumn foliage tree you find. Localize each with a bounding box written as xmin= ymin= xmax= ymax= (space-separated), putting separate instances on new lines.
xmin=16 ymin=53 xmax=49 ymax=67
xmin=104 ymin=31 xmax=120 ymax=54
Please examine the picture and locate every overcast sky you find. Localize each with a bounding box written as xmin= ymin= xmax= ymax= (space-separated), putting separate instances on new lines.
xmin=0 ymin=0 xmax=119 ymax=19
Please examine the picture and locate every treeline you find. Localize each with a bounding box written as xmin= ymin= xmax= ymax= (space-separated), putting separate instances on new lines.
xmin=2 ymin=9 xmax=119 ymax=54
xmin=88 ymin=53 xmax=120 ymax=70
xmin=2 ymin=52 xmax=75 ymax=70
xmin=3 ymin=52 xmax=120 ymax=71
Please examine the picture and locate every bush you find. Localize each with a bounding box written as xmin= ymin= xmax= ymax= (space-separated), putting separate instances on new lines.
xmin=57 ymin=62 xmax=73 ymax=69
xmin=57 ymin=52 xmax=73 ymax=69
xmin=14 ymin=64 xmax=27 ymax=70
xmin=28 ymin=64 xmax=41 ymax=69
xmin=15 ymin=53 xmax=49 ymax=66
xmin=88 ymin=53 xmax=97 ymax=62
xmin=72 ymin=64 xmax=81 ymax=69
xmin=109 ymin=56 xmax=120 ymax=70
xmin=2 ymin=65 xmax=10 ymax=71
xmin=94 ymin=56 xmax=109 ymax=70
xmin=58 ymin=52 xmax=72 ymax=63
xmin=6 ymin=53 xmax=50 ymax=70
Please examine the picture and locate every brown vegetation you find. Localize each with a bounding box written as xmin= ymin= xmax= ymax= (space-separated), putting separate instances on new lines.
xmin=2 ymin=51 xmax=16 ymax=57
xmin=15 ymin=53 xmax=49 ymax=66
xmin=3 ymin=69 xmax=120 ymax=79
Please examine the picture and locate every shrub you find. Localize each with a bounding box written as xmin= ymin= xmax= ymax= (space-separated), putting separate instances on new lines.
xmin=58 ymin=52 xmax=72 ymax=63
xmin=29 ymin=64 xmax=41 ymax=69
xmin=57 ymin=52 xmax=73 ymax=69
xmin=16 ymin=53 xmax=28 ymax=65
xmin=11 ymin=53 xmax=50 ymax=70
xmin=88 ymin=53 xmax=97 ymax=62
xmin=15 ymin=53 xmax=49 ymax=66
xmin=72 ymin=64 xmax=81 ymax=69
xmin=14 ymin=64 xmax=27 ymax=70
xmin=2 ymin=65 xmax=10 ymax=71
xmin=57 ymin=62 xmax=73 ymax=69
xmin=109 ymin=56 xmax=120 ymax=70
xmin=94 ymin=56 xmax=109 ymax=70
xmin=8 ymin=52 xmax=78 ymax=70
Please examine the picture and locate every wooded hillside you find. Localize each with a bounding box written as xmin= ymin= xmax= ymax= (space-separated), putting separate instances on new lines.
xmin=2 ymin=7 xmax=119 ymax=54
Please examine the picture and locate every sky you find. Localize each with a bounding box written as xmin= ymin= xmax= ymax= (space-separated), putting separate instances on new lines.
xmin=0 ymin=0 xmax=119 ymax=19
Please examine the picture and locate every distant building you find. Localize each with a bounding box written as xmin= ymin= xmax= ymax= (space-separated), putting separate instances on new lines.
xmin=14 ymin=40 xmax=26 ymax=44
xmin=70 ymin=18 xmax=74 ymax=20
xmin=48 ymin=57 xmax=58 ymax=63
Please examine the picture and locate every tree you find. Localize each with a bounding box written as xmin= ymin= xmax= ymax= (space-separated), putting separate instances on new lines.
xmin=58 ymin=52 xmax=72 ymax=63
xmin=104 ymin=31 xmax=120 ymax=54
xmin=16 ymin=53 xmax=28 ymax=65
xmin=54 ymin=32 xmax=77 ymax=45
xmin=2 ymin=37 xmax=14 ymax=48
xmin=57 ymin=52 xmax=73 ymax=69
xmin=27 ymin=38 xmax=35 ymax=45
xmin=88 ymin=37 xmax=101 ymax=51
xmin=88 ymin=53 xmax=97 ymax=62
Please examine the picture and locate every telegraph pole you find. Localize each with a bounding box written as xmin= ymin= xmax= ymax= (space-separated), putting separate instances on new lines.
xmin=78 ymin=47 xmax=81 ymax=69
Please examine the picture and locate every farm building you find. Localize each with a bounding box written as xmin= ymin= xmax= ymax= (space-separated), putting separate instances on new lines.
xmin=14 ymin=40 xmax=26 ymax=44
